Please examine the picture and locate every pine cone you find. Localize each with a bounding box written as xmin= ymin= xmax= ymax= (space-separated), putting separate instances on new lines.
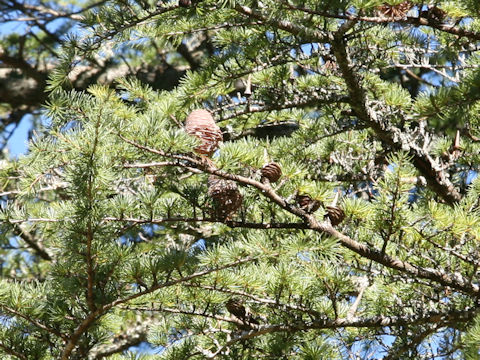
xmin=326 ymin=205 xmax=345 ymax=226
xmin=377 ymin=1 xmax=413 ymax=18
xmin=207 ymin=175 xmax=243 ymax=220
xmin=324 ymin=59 xmax=337 ymax=70
xmin=185 ymin=109 xmax=223 ymax=156
xmin=226 ymin=298 xmax=259 ymax=325
xmin=226 ymin=298 xmax=246 ymax=319
xmin=261 ymin=162 xmax=282 ymax=183
xmin=420 ymin=6 xmax=447 ymax=23
xmin=296 ymin=194 xmax=321 ymax=214
xmin=178 ymin=0 xmax=191 ymax=7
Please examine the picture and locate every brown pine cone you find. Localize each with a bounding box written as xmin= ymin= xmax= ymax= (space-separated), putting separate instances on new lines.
xmin=420 ymin=6 xmax=447 ymax=23
xmin=207 ymin=175 xmax=243 ymax=220
xmin=226 ymin=298 xmax=246 ymax=319
xmin=296 ymin=194 xmax=321 ymax=214
xmin=377 ymin=1 xmax=413 ymax=18
xmin=185 ymin=109 xmax=223 ymax=156
xmin=261 ymin=162 xmax=282 ymax=183
xmin=326 ymin=205 xmax=345 ymax=226
xmin=178 ymin=0 xmax=191 ymax=7
xmin=226 ymin=298 xmax=259 ymax=325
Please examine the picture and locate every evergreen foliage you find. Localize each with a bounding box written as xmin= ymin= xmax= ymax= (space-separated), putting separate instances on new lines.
xmin=1 ymin=0 xmax=480 ymax=358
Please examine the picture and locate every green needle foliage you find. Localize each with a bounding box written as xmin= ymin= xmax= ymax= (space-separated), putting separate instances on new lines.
xmin=1 ymin=0 xmax=480 ymax=359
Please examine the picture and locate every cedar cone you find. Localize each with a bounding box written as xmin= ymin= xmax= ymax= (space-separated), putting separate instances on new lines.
xmin=261 ymin=162 xmax=282 ymax=183
xmin=178 ymin=0 xmax=191 ymax=7
xmin=420 ymin=6 xmax=447 ymax=23
xmin=326 ymin=205 xmax=345 ymax=226
xmin=207 ymin=175 xmax=243 ymax=220
xmin=324 ymin=59 xmax=337 ymax=70
xmin=296 ymin=194 xmax=321 ymax=214
xmin=226 ymin=298 xmax=259 ymax=325
xmin=377 ymin=1 xmax=413 ymax=18
xmin=185 ymin=109 xmax=223 ymax=156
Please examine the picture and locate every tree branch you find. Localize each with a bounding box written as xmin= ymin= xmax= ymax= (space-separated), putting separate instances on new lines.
xmin=0 ymin=304 xmax=67 ymax=340
xmin=60 ymin=255 xmax=258 ymax=359
xmin=330 ymin=34 xmax=461 ymax=205
xmin=0 ymin=343 xmax=27 ymax=360
xmin=13 ymin=224 xmax=52 ymax=261
xmin=283 ymin=2 xmax=480 ymax=41
xmin=208 ymin=306 xmax=478 ymax=358
xmin=383 ymin=325 xmax=439 ymax=360
xmin=123 ymin=305 xmax=241 ymax=326
xmin=88 ymin=318 xmax=152 ymax=359
xmin=119 ymin=136 xmax=480 ymax=296
xmin=234 ymin=4 xmax=331 ymax=43
xmin=183 ymin=283 xmax=323 ymax=318
xmin=103 ymin=216 xmax=308 ymax=230
xmin=232 ymin=1 xmax=462 ymax=205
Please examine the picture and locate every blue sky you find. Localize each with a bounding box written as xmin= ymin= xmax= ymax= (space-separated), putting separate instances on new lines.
xmin=0 ymin=11 xmax=62 ymax=158
xmin=6 ymin=115 xmax=31 ymax=157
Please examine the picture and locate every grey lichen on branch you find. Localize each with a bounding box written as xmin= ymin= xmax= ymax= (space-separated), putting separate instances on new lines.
xmin=331 ymin=35 xmax=461 ymax=206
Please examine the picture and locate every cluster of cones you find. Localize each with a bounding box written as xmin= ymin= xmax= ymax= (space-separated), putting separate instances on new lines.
xmin=377 ymin=1 xmax=446 ymax=22
xmin=184 ymin=109 xmax=345 ymax=225
xmin=183 ymin=109 xmax=347 ymax=328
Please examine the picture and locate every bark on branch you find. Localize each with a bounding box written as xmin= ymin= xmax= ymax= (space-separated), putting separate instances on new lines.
xmin=119 ymin=136 xmax=479 ymax=297
xmin=330 ymin=36 xmax=461 ymax=205
xmin=208 ymin=306 xmax=478 ymax=358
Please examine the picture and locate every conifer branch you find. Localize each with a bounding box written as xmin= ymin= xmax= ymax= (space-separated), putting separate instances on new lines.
xmin=222 ymin=122 xmax=301 ymax=141
xmin=108 ymin=256 xmax=262 ymax=309
xmin=0 ymin=49 xmax=46 ymax=82
xmin=124 ymin=305 xmax=240 ymax=325
xmin=60 ymin=256 xmax=257 ymax=359
xmin=7 ymin=215 xmax=307 ymax=230
xmin=119 ymin=136 xmax=479 ymax=296
xmin=234 ymin=4 xmax=331 ymax=43
xmin=6 ymin=218 xmax=61 ymax=224
xmin=84 ymin=110 xmax=102 ymax=313
xmin=123 ymin=161 xmax=185 ymax=168
xmin=0 ymin=183 xmax=69 ymax=198
xmin=215 ymin=93 xmax=350 ymax=120
xmin=13 ymin=224 xmax=52 ymax=261
xmin=162 ymin=21 xmax=264 ymax=37
xmin=282 ymin=2 xmax=480 ymax=41
xmin=330 ymin=34 xmax=461 ymax=205
xmin=87 ymin=4 xmax=179 ymax=44
xmin=346 ymin=278 xmax=368 ymax=320
xmin=383 ymin=326 xmax=440 ymax=360
xmin=208 ymin=306 xmax=478 ymax=358
xmin=232 ymin=1 xmax=462 ymax=205
xmin=88 ymin=319 xmax=153 ymax=359
xmin=416 ymin=227 xmax=480 ymax=267
xmin=61 ymin=311 xmax=101 ymax=359
xmin=183 ymin=284 xmax=322 ymax=318
xmin=323 ymin=224 xmax=479 ymax=296
xmin=0 ymin=343 xmax=28 ymax=360
xmin=103 ymin=216 xmax=308 ymax=230
xmin=0 ymin=304 xmax=67 ymax=340
xmin=6 ymin=0 xmax=107 ymax=21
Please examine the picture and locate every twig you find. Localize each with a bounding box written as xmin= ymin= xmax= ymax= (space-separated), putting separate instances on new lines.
xmin=119 ymin=135 xmax=480 ymax=296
